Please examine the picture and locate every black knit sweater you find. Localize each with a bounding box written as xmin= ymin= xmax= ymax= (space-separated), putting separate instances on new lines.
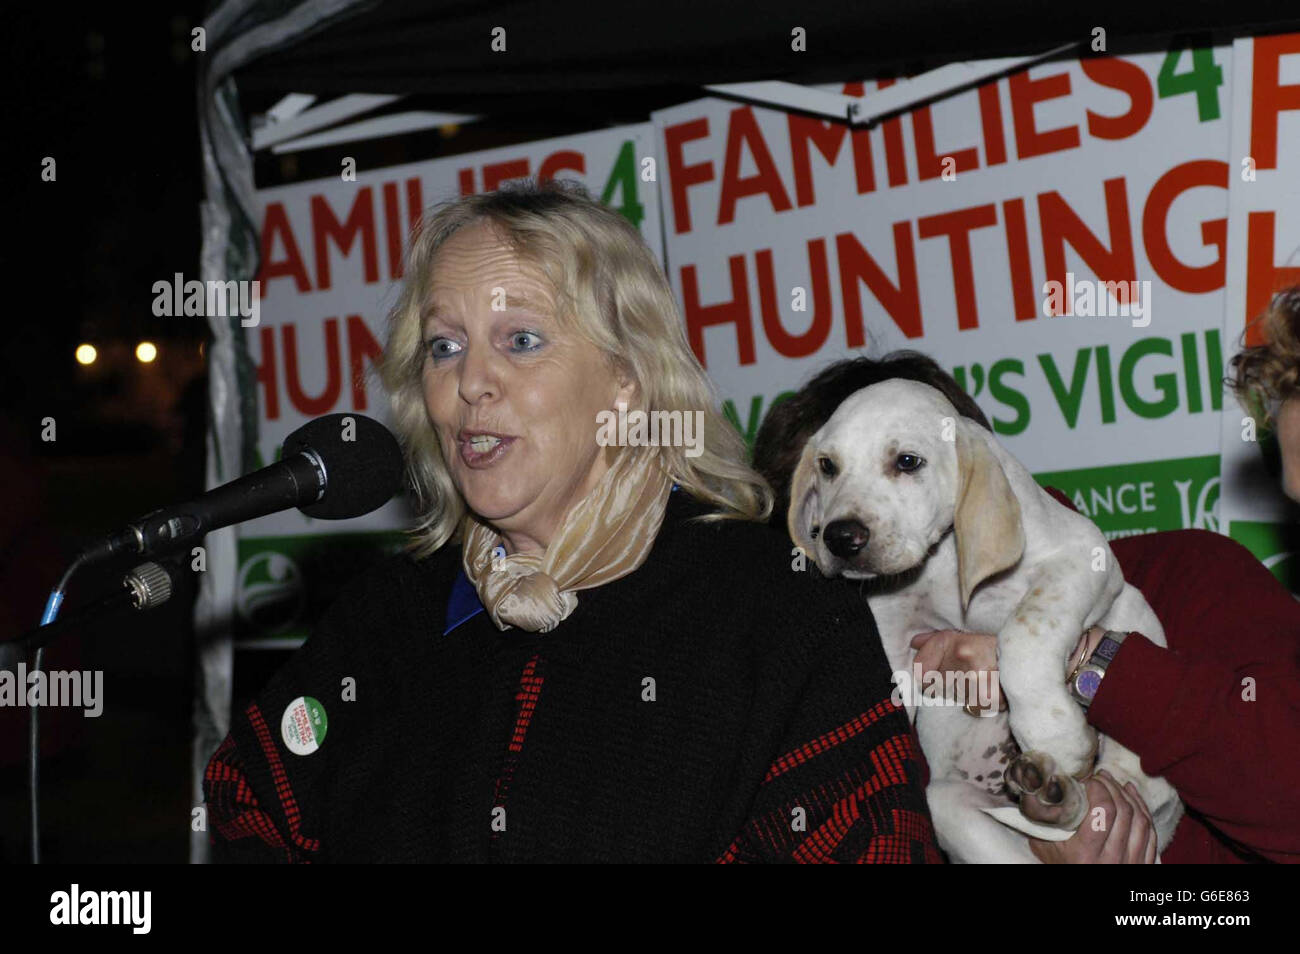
xmin=203 ymin=490 xmax=941 ymax=862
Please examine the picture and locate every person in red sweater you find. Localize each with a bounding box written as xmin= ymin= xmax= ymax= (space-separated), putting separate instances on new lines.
xmin=754 ymin=351 xmax=1300 ymax=864
xmin=913 ymin=498 xmax=1300 ymax=864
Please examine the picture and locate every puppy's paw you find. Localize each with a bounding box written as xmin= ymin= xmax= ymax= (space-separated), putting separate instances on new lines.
xmin=1006 ymin=751 xmax=1088 ymax=830
xmin=1007 ymin=707 xmax=1097 ymax=779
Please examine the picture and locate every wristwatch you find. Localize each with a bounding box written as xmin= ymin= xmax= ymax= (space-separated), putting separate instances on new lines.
xmin=1068 ymin=630 xmax=1129 ymax=709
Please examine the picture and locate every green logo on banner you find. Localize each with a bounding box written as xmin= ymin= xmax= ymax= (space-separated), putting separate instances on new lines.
xmin=1033 ymin=455 xmax=1219 ymax=538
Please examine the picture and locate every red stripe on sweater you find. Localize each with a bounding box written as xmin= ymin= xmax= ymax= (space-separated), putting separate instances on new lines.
xmin=247 ymin=702 xmax=321 ymax=854
xmin=492 ymin=655 xmax=546 ymax=830
xmin=763 ymin=698 xmax=899 ymax=782
xmin=857 ymin=809 xmax=945 ymax=864
xmin=204 ymin=734 xmax=304 ymax=862
xmin=717 ymin=726 xmax=938 ymax=863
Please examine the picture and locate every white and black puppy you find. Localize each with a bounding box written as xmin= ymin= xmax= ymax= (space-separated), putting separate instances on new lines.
xmin=787 ymin=377 xmax=1183 ymax=863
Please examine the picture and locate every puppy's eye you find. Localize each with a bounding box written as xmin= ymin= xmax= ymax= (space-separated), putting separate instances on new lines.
xmin=818 ymin=456 xmax=838 ymax=478
xmin=896 ymin=453 xmax=925 ymax=472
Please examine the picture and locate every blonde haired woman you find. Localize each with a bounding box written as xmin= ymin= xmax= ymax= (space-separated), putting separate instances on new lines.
xmin=204 ymin=178 xmax=940 ymax=863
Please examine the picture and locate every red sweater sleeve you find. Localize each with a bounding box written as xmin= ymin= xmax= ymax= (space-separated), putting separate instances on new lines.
xmin=717 ymin=609 xmax=943 ymax=864
xmin=1093 ymin=528 xmax=1300 ymax=863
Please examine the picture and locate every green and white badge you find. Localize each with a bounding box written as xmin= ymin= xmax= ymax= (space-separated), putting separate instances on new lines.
xmin=281 ymin=696 xmax=328 ymax=755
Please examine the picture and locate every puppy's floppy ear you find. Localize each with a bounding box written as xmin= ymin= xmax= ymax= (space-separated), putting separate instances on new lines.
xmin=953 ymin=420 xmax=1024 ymax=611
xmin=787 ymin=441 xmax=821 ymax=562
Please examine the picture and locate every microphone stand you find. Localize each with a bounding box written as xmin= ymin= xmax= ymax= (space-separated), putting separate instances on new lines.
xmin=6 ymin=555 xmax=188 ymax=863
xmin=8 ymin=559 xmax=182 ymax=659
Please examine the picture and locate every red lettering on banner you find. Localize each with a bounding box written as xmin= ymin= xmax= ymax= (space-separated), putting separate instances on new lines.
xmin=1002 ymin=198 xmax=1038 ymax=321
xmin=256 ymin=326 xmax=279 ymax=420
xmin=1009 ymin=67 xmax=1081 ymax=159
xmin=917 ymin=204 xmax=998 ymax=330
xmin=912 ymin=106 xmax=979 ymax=180
xmin=1142 ymin=160 xmax=1227 ymax=293
xmin=849 ymin=124 xmax=878 ymax=195
xmin=789 ymin=116 xmax=852 ymax=205
xmin=539 ymin=150 xmax=585 ymax=181
xmin=681 ymin=257 xmax=755 ymax=367
xmin=483 ymin=160 xmax=530 ymax=192
xmin=756 ymin=242 xmax=833 ymax=357
xmin=382 ymin=183 xmax=404 ymax=281
xmin=719 ymin=107 xmax=793 ymax=224
xmin=876 ymin=79 xmax=909 ymax=187
xmin=347 ymin=315 xmax=382 ymax=411
xmin=458 ymin=167 xmax=475 ymax=196
xmin=838 ymin=223 xmax=921 ymax=344
xmin=664 ymin=117 xmax=713 ymax=234
xmin=257 ymin=317 xmax=378 ymax=420
xmin=283 ymin=319 xmax=342 ymax=416
xmin=406 ymin=177 xmax=424 ymax=235
xmin=258 ymin=202 xmax=312 ymax=296
xmin=1245 ymin=212 xmax=1300 ymax=347
xmin=978 ymin=84 xmax=1008 ymax=166
xmin=312 ymin=189 xmax=379 ymax=292
xmin=1038 ymin=177 xmax=1136 ymax=315
xmin=1249 ymin=33 xmax=1300 ymax=170
xmin=1081 ymin=57 xmax=1154 ymax=140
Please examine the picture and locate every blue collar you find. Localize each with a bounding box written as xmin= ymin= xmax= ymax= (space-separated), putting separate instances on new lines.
xmin=442 ymin=484 xmax=680 ymax=635
xmin=443 ymin=568 xmax=485 ymax=635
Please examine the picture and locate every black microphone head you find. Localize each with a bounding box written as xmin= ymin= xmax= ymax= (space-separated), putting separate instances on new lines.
xmin=282 ymin=413 xmax=404 ymax=520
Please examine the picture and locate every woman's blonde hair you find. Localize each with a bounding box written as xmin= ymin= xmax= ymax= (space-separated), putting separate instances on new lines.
xmin=379 ymin=177 xmax=773 ymax=557
xmin=1229 ymin=286 xmax=1300 ymax=428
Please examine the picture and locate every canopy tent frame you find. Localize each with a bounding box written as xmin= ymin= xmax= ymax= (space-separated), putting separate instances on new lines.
xmin=191 ymin=0 xmax=1300 ymax=863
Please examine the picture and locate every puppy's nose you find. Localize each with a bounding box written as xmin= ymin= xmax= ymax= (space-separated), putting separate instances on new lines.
xmin=823 ymin=519 xmax=870 ymax=559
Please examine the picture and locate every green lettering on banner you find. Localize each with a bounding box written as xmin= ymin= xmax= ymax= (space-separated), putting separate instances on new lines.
xmin=1205 ymin=327 xmax=1224 ymax=411
xmin=1119 ymin=337 xmax=1179 ymax=418
xmin=1156 ymin=47 xmax=1224 ymax=122
xmin=601 ymin=140 xmax=645 ymax=230
xmin=1096 ymin=344 xmax=1117 ymax=423
xmin=1033 ymin=455 xmax=1218 ymax=537
xmin=1228 ymin=520 xmax=1300 ymax=593
xmin=988 ymin=358 xmax=1030 ymax=436
xmin=959 ymin=330 xmax=1221 ymax=429
xmin=1038 ymin=349 xmax=1092 ymax=428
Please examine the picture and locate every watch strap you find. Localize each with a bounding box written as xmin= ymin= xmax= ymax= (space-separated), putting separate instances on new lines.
xmin=1069 ymin=630 xmax=1129 ymax=708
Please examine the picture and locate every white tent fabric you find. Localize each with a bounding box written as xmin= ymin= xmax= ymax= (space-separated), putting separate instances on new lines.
xmin=192 ymin=0 xmax=370 ymax=866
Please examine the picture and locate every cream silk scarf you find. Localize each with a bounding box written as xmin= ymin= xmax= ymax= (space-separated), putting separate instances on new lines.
xmin=460 ymin=446 xmax=673 ymax=633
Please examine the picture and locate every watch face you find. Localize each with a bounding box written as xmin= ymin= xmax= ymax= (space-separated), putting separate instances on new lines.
xmin=1076 ymin=669 xmax=1103 ymax=699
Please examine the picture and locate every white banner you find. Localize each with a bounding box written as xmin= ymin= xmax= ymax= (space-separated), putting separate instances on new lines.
xmin=654 ymin=49 xmax=1239 ymax=541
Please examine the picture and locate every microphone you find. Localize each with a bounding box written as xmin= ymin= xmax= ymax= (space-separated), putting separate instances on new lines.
xmin=79 ymin=413 xmax=404 ymax=565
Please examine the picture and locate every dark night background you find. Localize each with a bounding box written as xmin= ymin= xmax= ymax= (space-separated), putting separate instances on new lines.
xmin=5 ymin=2 xmax=210 ymax=863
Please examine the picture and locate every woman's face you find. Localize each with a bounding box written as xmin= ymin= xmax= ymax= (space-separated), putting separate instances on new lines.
xmin=1278 ymin=396 xmax=1300 ymax=503
xmin=421 ymin=220 xmax=635 ymax=554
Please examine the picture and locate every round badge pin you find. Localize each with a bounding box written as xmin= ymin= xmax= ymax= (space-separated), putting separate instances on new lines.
xmin=281 ymin=695 xmax=328 ymax=755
